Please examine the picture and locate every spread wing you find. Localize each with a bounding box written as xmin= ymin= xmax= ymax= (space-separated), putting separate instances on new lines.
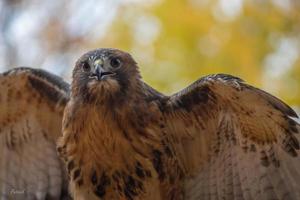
xmin=0 ymin=67 xmax=70 ymax=200
xmin=160 ymin=74 xmax=300 ymax=200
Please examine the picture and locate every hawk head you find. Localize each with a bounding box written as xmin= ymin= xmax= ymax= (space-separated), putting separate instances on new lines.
xmin=72 ymin=48 xmax=140 ymax=103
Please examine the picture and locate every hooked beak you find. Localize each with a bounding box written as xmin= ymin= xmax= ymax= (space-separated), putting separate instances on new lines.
xmin=90 ymin=65 xmax=115 ymax=80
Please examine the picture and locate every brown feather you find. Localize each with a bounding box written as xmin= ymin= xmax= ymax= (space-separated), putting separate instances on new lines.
xmin=0 ymin=67 xmax=70 ymax=199
xmin=162 ymin=74 xmax=300 ymax=199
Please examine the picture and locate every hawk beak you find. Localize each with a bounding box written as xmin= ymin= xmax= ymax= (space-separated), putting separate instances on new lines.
xmin=91 ymin=65 xmax=115 ymax=80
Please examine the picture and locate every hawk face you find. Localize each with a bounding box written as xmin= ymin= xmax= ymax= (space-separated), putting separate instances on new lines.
xmin=72 ymin=48 xmax=139 ymax=103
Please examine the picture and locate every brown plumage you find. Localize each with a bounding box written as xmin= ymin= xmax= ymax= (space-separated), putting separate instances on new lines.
xmin=1 ymin=48 xmax=300 ymax=200
xmin=57 ymin=48 xmax=300 ymax=200
xmin=0 ymin=67 xmax=70 ymax=199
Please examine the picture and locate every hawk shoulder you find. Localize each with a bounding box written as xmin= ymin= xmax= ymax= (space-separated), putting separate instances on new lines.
xmin=157 ymin=74 xmax=300 ymax=199
xmin=0 ymin=67 xmax=70 ymax=199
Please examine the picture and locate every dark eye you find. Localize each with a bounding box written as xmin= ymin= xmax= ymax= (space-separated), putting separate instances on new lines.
xmin=81 ymin=62 xmax=91 ymax=72
xmin=110 ymin=58 xmax=121 ymax=68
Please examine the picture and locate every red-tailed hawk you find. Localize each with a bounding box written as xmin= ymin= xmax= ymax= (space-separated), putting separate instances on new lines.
xmin=1 ymin=48 xmax=300 ymax=200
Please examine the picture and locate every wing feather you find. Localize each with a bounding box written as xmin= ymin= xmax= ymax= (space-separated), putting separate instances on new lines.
xmin=160 ymin=74 xmax=300 ymax=200
xmin=0 ymin=67 xmax=70 ymax=200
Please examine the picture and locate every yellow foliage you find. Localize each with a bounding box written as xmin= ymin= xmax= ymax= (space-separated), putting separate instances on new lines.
xmin=92 ymin=0 xmax=300 ymax=104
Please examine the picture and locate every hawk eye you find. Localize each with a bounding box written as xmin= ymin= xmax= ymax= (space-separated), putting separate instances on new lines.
xmin=82 ymin=62 xmax=91 ymax=72
xmin=110 ymin=58 xmax=121 ymax=68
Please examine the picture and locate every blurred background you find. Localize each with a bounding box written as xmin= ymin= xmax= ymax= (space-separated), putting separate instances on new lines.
xmin=0 ymin=0 xmax=299 ymax=111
